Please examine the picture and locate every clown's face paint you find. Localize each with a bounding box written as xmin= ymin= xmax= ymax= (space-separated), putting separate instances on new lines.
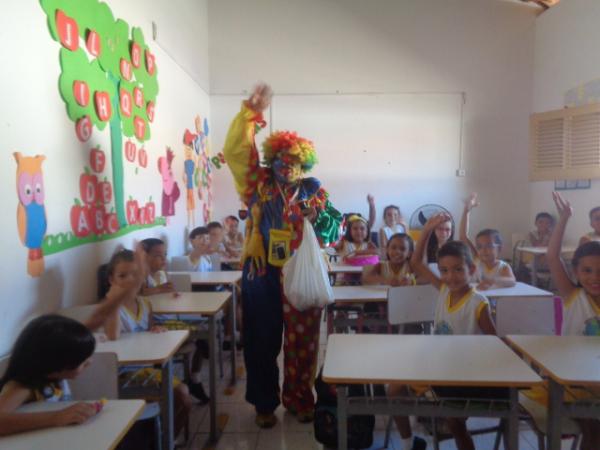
xmin=273 ymin=158 xmax=302 ymax=184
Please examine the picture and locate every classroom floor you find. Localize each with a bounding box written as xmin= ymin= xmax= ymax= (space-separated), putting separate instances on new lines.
xmin=183 ymin=321 xmax=577 ymax=450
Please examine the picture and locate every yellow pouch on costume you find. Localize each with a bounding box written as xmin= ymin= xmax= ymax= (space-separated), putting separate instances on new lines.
xmin=268 ymin=228 xmax=292 ymax=267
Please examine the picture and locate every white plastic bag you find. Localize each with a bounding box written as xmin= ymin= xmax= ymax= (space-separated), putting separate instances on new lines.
xmin=282 ymin=218 xmax=334 ymax=311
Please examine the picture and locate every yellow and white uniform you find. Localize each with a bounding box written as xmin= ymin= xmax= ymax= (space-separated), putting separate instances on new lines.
xmin=433 ymin=285 xmax=489 ymax=335
xmin=119 ymin=297 xmax=152 ymax=333
xmin=147 ymin=270 xmax=168 ymax=288
xmin=340 ymin=241 xmax=368 ymax=258
xmin=378 ymin=261 xmax=416 ymax=285
xmin=562 ymin=288 xmax=600 ymax=336
xmin=474 ymin=259 xmax=510 ymax=284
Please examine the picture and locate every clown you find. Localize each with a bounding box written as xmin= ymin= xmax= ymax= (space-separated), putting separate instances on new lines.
xmin=223 ymin=83 xmax=341 ymax=427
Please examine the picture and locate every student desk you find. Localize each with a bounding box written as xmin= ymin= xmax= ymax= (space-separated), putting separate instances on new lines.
xmin=0 ymin=399 xmax=144 ymax=450
xmin=506 ymin=335 xmax=600 ymax=450
xmin=329 ymin=282 xmax=554 ymax=335
xmin=328 ymin=263 xmax=363 ymax=275
xmin=96 ymin=330 xmax=188 ymax=450
xmin=516 ymin=246 xmax=576 ymax=286
xmin=168 ymin=270 xmax=241 ymax=356
xmin=323 ymin=334 xmax=542 ymax=450
xmin=149 ymin=291 xmax=232 ymax=443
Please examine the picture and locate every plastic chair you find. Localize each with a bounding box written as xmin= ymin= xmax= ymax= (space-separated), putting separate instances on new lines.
xmin=169 ymin=256 xmax=193 ymax=271
xmin=68 ymin=352 xmax=163 ymax=450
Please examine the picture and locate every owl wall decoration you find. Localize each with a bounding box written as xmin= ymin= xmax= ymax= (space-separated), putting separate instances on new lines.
xmin=14 ymin=152 xmax=47 ymax=277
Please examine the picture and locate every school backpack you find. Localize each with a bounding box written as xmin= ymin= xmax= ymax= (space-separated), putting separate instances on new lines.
xmin=313 ymin=369 xmax=375 ymax=449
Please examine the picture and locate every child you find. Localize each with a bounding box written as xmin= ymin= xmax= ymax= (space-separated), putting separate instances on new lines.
xmin=579 ymin=206 xmax=600 ymax=245
xmin=341 ymin=194 xmax=377 ymax=237
xmin=140 ymin=237 xmax=174 ymax=295
xmin=139 ymin=238 xmax=210 ymax=404
xmin=188 ymin=226 xmax=213 ymax=272
xmin=0 ymin=315 xmax=98 ymax=436
xmin=538 ymin=192 xmax=600 ymax=448
xmin=363 ymin=233 xmax=416 ymax=286
xmin=378 ymin=205 xmax=409 ymax=252
xmin=426 ymin=213 xmax=454 ymax=263
xmin=459 ymin=193 xmax=516 ymax=290
xmin=223 ymin=215 xmax=244 ymax=258
xmin=207 ymin=221 xmax=228 ymax=257
xmin=388 ymin=213 xmax=497 ymax=450
xmin=103 ymin=249 xmax=193 ymax=438
xmin=337 ymin=214 xmax=378 ymax=260
xmin=528 ymin=211 xmax=555 ymax=247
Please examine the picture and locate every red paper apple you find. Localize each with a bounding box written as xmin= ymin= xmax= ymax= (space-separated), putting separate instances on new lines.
xmin=145 ymin=50 xmax=156 ymax=75
xmin=131 ymin=42 xmax=141 ymax=68
xmin=89 ymin=146 xmax=105 ymax=173
xmin=104 ymin=212 xmax=119 ymax=234
xmin=98 ymin=178 xmax=112 ymax=204
xmin=70 ymin=201 xmax=91 ymax=238
xmin=94 ymin=91 xmax=112 ymax=122
xmin=133 ymin=87 xmax=143 ymax=108
xmin=133 ymin=116 xmax=146 ymax=140
xmin=120 ymin=88 xmax=132 ymax=117
xmin=73 ymin=81 xmax=89 ymax=107
xmin=124 ymin=141 xmax=136 ymax=162
xmin=86 ymin=30 xmax=101 ymax=56
xmin=126 ymin=198 xmax=139 ymax=225
xmin=138 ymin=147 xmax=147 ymax=168
xmin=75 ymin=116 xmax=92 ymax=142
xmin=120 ymin=58 xmax=132 ymax=81
xmin=56 ymin=10 xmax=79 ymax=51
xmin=79 ymin=169 xmax=98 ymax=205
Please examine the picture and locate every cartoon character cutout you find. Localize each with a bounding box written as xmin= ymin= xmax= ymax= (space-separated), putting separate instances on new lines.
xmin=158 ymin=147 xmax=180 ymax=218
xmin=14 ymin=152 xmax=47 ymax=277
xmin=183 ymin=128 xmax=197 ymax=228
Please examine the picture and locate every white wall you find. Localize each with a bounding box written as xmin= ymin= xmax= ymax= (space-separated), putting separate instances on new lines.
xmin=0 ymin=0 xmax=210 ymax=355
xmin=208 ymin=0 xmax=536 ymax=251
xmin=532 ymin=0 xmax=600 ymax=243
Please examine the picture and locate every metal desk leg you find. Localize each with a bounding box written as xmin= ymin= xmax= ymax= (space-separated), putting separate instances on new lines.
xmin=161 ymin=359 xmax=174 ymax=450
xmin=531 ymin=254 xmax=538 ymax=287
xmin=547 ymin=379 xmax=563 ymax=450
xmin=337 ymin=386 xmax=347 ymax=450
xmin=507 ymin=387 xmax=519 ymax=450
xmin=208 ymin=315 xmax=217 ymax=442
xmin=230 ymin=285 xmax=237 ymax=386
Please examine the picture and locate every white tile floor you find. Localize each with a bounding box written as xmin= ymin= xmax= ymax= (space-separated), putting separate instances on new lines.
xmin=181 ymin=323 xmax=580 ymax=450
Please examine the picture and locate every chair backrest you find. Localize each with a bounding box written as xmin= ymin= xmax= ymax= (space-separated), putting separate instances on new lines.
xmin=170 ymin=255 xmax=193 ymax=271
xmin=495 ymin=297 xmax=556 ymax=336
xmin=387 ymin=285 xmax=437 ymax=325
xmin=69 ymin=352 xmax=119 ymax=400
xmin=57 ymin=304 xmax=99 ymax=324
xmin=168 ymin=272 xmax=192 ymax=292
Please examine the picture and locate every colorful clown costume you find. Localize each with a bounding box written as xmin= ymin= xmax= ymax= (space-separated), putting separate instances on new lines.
xmin=223 ymin=102 xmax=341 ymax=416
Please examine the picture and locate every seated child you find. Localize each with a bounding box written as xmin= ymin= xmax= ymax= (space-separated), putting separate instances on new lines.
xmin=207 ymin=222 xmax=228 ymax=257
xmin=139 ymin=238 xmax=210 ymax=404
xmin=140 ymin=237 xmax=174 ymax=295
xmin=459 ymin=193 xmax=516 ymax=290
xmin=528 ymin=211 xmax=555 ymax=247
xmin=0 ymin=315 xmax=99 ymax=436
xmin=533 ymin=192 xmax=600 ymax=448
xmin=341 ymin=194 xmax=376 ymax=237
xmin=378 ymin=205 xmax=409 ymax=252
xmin=363 ymin=233 xmax=416 ymax=286
xmin=426 ymin=212 xmax=454 ymax=263
xmin=579 ymin=206 xmax=600 ymax=245
xmin=337 ymin=214 xmax=378 ymax=261
xmin=103 ymin=248 xmax=193 ymax=437
xmin=223 ymin=215 xmax=244 ymax=258
xmin=388 ymin=213 xmax=498 ymax=450
xmin=188 ymin=226 xmax=213 ymax=272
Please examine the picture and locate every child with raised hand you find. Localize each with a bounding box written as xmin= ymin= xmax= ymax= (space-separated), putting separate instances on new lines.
xmin=579 ymin=206 xmax=600 ymax=246
xmin=459 ymin=193 xmax=515 ymax=290
xmin=388 ymin=212 xmax=497 ymax=450
xmin=140 ymin=238 xmax=175 ymax=295
xmin=0 ymin=315 xmax=99 ymax=436
xmin=536 ymin=192 xmax=600 ymax=448
xmin=378 ymin=205 xmax=409 ymax=252
xmin=223 ymin=215 xmax=244 ymax=257
xmin=102 ymin=248 xmax=194 ymax=435
xmin=363 ymin=233 xmax=416 ymax=286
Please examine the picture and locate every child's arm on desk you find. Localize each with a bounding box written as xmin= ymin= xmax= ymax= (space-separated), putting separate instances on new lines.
xmin=0 ymin=382 xmax=97 ymax=436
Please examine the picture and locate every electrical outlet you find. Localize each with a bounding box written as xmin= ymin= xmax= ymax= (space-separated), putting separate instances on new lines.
xmin=456 ymin=169 xmax=466 ymax=177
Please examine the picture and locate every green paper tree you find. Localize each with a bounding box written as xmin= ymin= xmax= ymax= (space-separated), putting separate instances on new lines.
xmin=40 ymin=0 xmax=159 ymax=227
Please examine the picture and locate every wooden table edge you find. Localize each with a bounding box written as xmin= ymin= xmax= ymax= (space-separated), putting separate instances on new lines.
xmin=321 ymin=376 xmax=543 ymax=387
xmin=108 ymin=400 xmax=146 ymax=450
xmin=114 ymin=330 xmax=190 ymax=366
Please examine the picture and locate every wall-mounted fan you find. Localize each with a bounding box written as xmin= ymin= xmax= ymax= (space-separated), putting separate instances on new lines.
xmin=409 ymin=204 xmax=452 ymax=230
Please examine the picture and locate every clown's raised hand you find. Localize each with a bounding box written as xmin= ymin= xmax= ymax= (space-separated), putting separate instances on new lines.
xmin=247 ymin=83 xmax=273 ymax=113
